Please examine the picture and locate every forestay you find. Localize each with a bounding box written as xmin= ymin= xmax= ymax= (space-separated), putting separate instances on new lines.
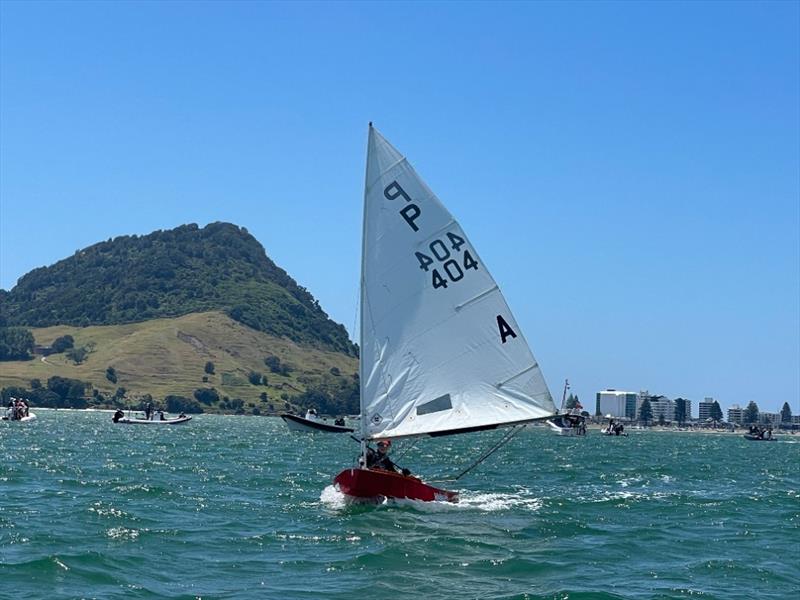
xmin=360 ymin=125 xmax=556 ymax=440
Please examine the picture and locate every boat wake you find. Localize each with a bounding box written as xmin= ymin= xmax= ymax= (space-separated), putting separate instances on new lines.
xmin=319 ymin=485 xmax=542 ymax=513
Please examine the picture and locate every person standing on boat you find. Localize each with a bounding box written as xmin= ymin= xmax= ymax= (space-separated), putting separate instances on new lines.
xmin=366 ymin=440 xmax=411 ymax=476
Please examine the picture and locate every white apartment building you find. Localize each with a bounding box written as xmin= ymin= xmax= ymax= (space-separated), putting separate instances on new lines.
xmin=698 ymin=397 xmax=715 ymax=421
xmin=728 ymin=405 xmax=744 ymax=425
xmin=596 ymin=389 xmax=638 ymax=419
xmin=648 ymin=396 xmax=675 ymax=423
xmin=759 ymin=412 xmax=781 ymax=425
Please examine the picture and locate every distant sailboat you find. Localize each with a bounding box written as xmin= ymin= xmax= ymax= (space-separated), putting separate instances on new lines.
xmin=333 ymin=125 xmax=557 ymax=502
xmin=546 ymin=379 xmax=587 ymax=436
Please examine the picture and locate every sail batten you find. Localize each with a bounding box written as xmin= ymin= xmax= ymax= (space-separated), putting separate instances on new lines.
xmin=360 ymin=126 xmax=556 ymax=439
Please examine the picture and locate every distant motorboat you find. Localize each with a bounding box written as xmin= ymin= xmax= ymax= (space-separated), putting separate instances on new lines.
xmin=743 ymin=433 xmax=776 ymax=442
xmin=281 ymin=410 xmax=354 ymax=433
xmin=2 ymin=409 xmax=37 ymax=422
xmin=113 ymin=410 xmax=191 ymax=425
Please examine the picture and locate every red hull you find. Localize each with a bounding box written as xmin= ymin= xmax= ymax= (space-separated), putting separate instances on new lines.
xmin=333 ymin=468 xmax=458 ymax=503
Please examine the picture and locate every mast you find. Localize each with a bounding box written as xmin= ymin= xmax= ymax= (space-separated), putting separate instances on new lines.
xmin=358 ymin=123 xmax=373 ymax=461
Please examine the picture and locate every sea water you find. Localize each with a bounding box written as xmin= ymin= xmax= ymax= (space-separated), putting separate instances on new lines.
xmin=1 ymin=410 xmax=798 ymax=599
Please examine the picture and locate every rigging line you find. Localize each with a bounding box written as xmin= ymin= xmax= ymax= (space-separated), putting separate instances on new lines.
xmin=350 ymin=285 xmax=360 ymax=346
xmin=394 ymin=437 xmax=419 ymax=461
xmin=430 ymin=425 xmax=524 ymax=483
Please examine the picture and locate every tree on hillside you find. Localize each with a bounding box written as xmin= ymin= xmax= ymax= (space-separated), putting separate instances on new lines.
xmin=743 ymin=401 xmax=759 ymax=424
xmin=165 ymin=395 xmax=204 ymax=414
xmin=67 ymin=346 xmax=89 ymax=365
xmin=710 ymin=401 xmax=723 ymax=422
xmin=194 ymin=388 xmax=220 ymax=405
xmin=781 ymin=402 xmax=792 ymax=423
xmin=248 ymin=371 xmax=266 ymax=385
xmin=47 ymin=376 xmax=87 ymax=407
xmin=204 ymin=361 xmax=215 ymax=375
xmin=0 ymin=327 xmax=35 ymax=361
xmin=52 ymin=335 xmax=75 ymax=353
xmin=674 ymin=398 xmax=688 ymax=425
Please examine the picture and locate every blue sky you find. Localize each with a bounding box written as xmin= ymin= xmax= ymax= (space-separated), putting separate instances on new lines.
xmin=1 ymin=1 xmax=797 ymax=414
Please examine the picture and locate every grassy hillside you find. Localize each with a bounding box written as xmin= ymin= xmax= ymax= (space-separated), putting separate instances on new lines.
xmin=0 ymin=311 xmax=358 ymax=414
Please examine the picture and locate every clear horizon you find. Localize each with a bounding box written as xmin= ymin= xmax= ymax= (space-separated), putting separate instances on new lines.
xmin=1 ymin=1 xmax=798 ymax=413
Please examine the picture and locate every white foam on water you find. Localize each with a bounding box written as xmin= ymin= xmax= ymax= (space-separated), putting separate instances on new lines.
xmin=319 ymin=484 xmax=348 ymax=510
xmin=455 ymin=491 xmax=544 ymax=512
xmin=319 ymin=484 xmax=542 ymax=513
xmin=106 ymin=527 xmax=141 ymax=541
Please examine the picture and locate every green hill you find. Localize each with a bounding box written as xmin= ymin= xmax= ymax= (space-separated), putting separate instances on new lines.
xmin=0 ymin=222 xmax=356 ymax=356
xmin=0 ymin=311 xmax=358 ymax=415
xmin=0 ymin=222 xmax=361 ymax=415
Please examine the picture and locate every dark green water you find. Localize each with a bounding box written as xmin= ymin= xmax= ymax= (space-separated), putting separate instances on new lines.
xmin=1 ymin=411 xmax=798 ymax=599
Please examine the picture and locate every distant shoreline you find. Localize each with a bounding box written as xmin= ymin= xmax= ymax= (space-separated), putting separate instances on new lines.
xmin=27 ymin=408 xmax=799 ymax=434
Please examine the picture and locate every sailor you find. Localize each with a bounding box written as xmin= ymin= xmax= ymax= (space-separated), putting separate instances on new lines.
xmin=366 ymin=440 xmax=411 ymax=476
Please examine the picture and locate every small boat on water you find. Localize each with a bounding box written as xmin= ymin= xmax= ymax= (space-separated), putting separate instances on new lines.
xmin=281 ymin=410 xmax=354 ymax=433
xmin=2 ymin=410 xmax=37 ymax=422
xmin=547 ymin=414 xmax=586 ymax=436
xmin=546 ymin=380 xmax=587 ymax=436
xmin=3 ymin=399 xmax=36 ymax=422
xmin=115 ymin=416 xmax=192 ymax=425
xmin=743 ymin=433 xmax=776 ymax=442
xmin=332 ymin=125 xmax=557 ymax=503
xmin=112 ymin=409 xmax=191 ymax=425
xmin=743 ymin=426 xmax=776 ymax=441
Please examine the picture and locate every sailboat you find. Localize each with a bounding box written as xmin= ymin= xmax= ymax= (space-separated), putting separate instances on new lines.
xmin=333 ymin=124 xmax=557 ymax=503
xmin=546 ymin=379 xmax=587 ymax=436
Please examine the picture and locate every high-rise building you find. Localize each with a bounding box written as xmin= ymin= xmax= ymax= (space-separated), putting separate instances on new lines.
xmin=648 ymin=396 xmax=675 ymax=423
xmin=728 ymin=405 xmax=744 ymax=425
xmin=596 ymin=390 xmax=638 ymax=419
xmin=759 ymin=412 xmax=781 ymax=425
xmin=698 ymin=398 xmax=715 ymax=421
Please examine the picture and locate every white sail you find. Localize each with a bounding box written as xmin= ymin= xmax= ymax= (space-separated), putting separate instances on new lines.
xmin=360 ymin=125 xmax=556 ymax=440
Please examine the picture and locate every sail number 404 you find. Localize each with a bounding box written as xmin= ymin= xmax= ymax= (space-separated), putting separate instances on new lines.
xmin=415 ymin=232 xmax=479 ymax=290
